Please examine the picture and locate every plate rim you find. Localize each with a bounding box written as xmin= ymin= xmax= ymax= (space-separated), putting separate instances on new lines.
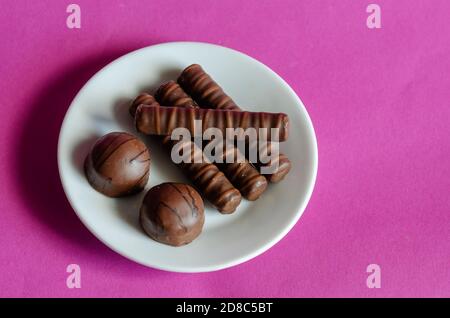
xmin=57 ymin=41 xmax=319 ymax=273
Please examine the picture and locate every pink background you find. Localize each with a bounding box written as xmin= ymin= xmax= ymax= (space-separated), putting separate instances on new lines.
xmin=0 ymin=0 xmax=449 ymax=297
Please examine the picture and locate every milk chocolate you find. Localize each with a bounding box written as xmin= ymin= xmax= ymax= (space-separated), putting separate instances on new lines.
xmin=130 ymin=93 xmax=242 ymax=212
xmin=129 ymin=93 xmax=158 ymax=117
xmin=134 ymin=104 xmax=289 ymax=141
xmin=155 ymin=81 xmax=197 ymax=108
xmin=84 ymin=132 xmax=150 ymax=197
xmin=140 ymin=182 xmax=204 ymax=246
xmin=178 ymin=64 xmax=292 ymax=183
xmin=154 ymin=81 xmax=268 ymax=201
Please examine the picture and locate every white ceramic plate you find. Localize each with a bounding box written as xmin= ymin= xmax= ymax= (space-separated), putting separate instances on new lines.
xmin=58 ymin=42 xmax=318 ymax=272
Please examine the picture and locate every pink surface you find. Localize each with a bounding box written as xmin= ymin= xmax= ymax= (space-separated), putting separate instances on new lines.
xmin=0 ymin=0 xmax=449 ymax=298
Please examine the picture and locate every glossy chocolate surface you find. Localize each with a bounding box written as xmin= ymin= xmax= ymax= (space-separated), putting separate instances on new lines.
xmin=140 ymin=183 xmax=205 ymax=246
xmin=84 ymin=132 xmax=150 ymax=197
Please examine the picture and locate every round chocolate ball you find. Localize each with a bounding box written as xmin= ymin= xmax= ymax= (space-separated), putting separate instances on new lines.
xmin=84 ymin=132 xmax=150 ymax=197
xmin=140 ymin=183 xmax=205 ymax=246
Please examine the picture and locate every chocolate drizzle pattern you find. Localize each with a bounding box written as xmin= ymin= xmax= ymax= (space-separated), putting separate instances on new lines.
xmin=154 ymin=81 xmax=268 ymax=201
xmin=135 ymin=104 xmax=289 ymax=141
xmin=168 ymin=183 xmax=198 ymax=217
xmin=131 ymin=92 xmax=242 ymax=213
xmin=178 ymin=64 xmax=292 ymax=183
xmin=139 ymin=183 xmax=204 ymax=246
xmin=84 ymin=132 xmax=150 ymax=197
xmin=129 ymin=93 xmax=159 ymax=117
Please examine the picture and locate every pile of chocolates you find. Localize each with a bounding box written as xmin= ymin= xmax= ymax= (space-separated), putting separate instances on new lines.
xmin=84 ymin=64 xmax=291 ymax=247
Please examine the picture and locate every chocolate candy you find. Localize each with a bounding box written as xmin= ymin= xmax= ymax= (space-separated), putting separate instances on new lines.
xmin=154 ymin=81 xmax=268 ymax=201
xmin=170 ymin=140 xmax=244 ymax=211
xmin=134 ymin=104 xmax=289 ymax=141
xmin=130 ymin=93 xmax=242 ymax=212
xmin=178 ymin=64 xmax=238 ymax=111
xmin=140 ymin=182 xmax=204 ymax=246
xmin=248 ymin=140 xmax=292 ymax=183
xmin=178 ymin=64 xmax=292 ymax=183
xmin=84 ymin=132 xmax=150 ymax=197
xmin=129 ymin=93 xmax=158 ymax=117
xmin=254 ymin=149 xmax=292 ymax=182
xmin=155 ymin=81 xmax=197 ymax=109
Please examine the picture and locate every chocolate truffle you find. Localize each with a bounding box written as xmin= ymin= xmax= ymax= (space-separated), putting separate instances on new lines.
xmin=140 ymin=183 xmax=205 ymax=246
xmin=84 ymin=132 xmax=150 ymax=197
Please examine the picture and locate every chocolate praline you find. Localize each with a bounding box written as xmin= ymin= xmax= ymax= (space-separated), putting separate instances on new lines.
xmin=140 ymin=183 xmax=205 ymax=246
xmin=84 ymin=132 xmax=150 ymax=197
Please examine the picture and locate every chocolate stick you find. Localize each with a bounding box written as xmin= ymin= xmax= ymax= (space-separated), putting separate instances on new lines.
xmin=178 ymin=64 xmax=292 ymax=183
xmin=155 ymin=81 xmax=268 ymax=201
xmin=135 ymin=104 xmax=289 ymax=142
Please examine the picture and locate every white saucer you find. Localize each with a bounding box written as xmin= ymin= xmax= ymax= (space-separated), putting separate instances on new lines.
xmin=57 ymin=42 xmax=318 ymax=272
